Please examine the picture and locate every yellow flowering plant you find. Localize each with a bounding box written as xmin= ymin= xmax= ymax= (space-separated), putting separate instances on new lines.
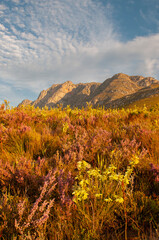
xmin=72 ymin=155 xmax=139 ymax=238
xmin=73 ymin=155 xmax=139 ymax=203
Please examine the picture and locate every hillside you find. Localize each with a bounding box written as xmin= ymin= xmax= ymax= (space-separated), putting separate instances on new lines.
xmin=104 ymin=83 xmax=159 ymax=108
xmin=19 ymin=73 xmax=159 ymax=108
xmin=0 ymin=104 xmax=159 ymax=239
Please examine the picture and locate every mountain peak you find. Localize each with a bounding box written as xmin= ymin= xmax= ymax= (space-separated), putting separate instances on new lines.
xmin=18 ymin=73 xmax=159 ymax=109
xmin=112 ymin=73 xmax=130 ymax=79
xmin=62 ymin=80 xmax=74 ymax=86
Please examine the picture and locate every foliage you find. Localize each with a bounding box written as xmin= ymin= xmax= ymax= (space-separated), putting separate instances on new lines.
xmin=0 ymin=102 xmax=158 ymax=239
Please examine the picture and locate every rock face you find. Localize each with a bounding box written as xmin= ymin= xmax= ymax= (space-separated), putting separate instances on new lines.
xmin=19 ymin=99 xmax=32 ymax=106
xmin=19 ymin=73 xmax=159 ymax=108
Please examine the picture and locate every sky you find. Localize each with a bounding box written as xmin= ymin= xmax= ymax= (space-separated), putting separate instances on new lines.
xmin=0 ymin=0 xmax=159 ymax=106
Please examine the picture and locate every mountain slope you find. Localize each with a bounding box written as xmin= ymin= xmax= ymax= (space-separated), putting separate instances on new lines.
xmin=89 ymin=73 xmax=140 ymax=106
xmin=18 ymin=73 xmax=159 ymax=108
xmin=103 ymin=83 xmax=159 ymax=108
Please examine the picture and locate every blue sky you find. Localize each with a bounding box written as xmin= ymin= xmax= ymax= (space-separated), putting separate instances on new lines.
xmin=0 ymin=0 xmax=159 ymax=106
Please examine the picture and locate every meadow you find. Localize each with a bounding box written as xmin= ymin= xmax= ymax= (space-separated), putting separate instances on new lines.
xmin=0 ymin=101 xmax=158 ymax=239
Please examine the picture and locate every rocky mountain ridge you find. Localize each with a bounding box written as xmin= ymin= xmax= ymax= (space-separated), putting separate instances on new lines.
xmin=19 ymin=73 xmax=159 ymax=108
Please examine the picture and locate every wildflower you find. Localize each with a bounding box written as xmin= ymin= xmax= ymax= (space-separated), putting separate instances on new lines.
xmin=34 ymin=199 xmax=54 ymax=227
xmin=73 ymin=189 xmax=88 ymax=202
xmin=17 ymin=199 xmax=27 ymax=220
xmin=62 ymin=122 xmax=69 ymax=133
xmin=87 ymin=169 xmax=101 ymax=178
xmin=115 ymin=197 xmax=124 ymax=203
xmin=109 ymin=173 xmax=119 ymax=181
xmin=39 ymin=200 xmax=48 ymax=212
xmin=77 ymin=160 xmax=91 ymax=170
xmin=104 ymin=198 xmax=113 ymax=202
xmin=95 ymin=193 xmax=102 ymax=198
xmin=79 ymin=179 xmax=89 ymax=187
xmin=130 ymin=155 xmax=139 ymax=165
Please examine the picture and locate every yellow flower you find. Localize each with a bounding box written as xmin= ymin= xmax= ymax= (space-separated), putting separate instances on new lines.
xmin=104 ymin=198 xmax=112 ymax=202
xmin=73 ymin=189 xmax=88 ymax=202
xmin=77 ymin=161 xmax=91 ymax=170
xmin=109 ymin=174 xmax=119 ymax=181
xmin=79 ymin=179 xmax=89 ymax=187
xmin=115 ymin=197 xmax=124 ymax=203
xmin=88 ymin=169 xmax=101 ymax=178
xmin=95 ymin=193 xmax=102 ymax=198
xmin=130 ymin=155 xmax=139 ymax=165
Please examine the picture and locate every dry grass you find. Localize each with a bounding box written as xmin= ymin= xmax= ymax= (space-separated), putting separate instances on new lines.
xmin=0 ymin=102 xmax=158 ymax=239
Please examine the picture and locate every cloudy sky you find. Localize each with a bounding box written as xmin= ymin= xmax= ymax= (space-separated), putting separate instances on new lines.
xmin=0 ymin=0 xmax=159 ymax=106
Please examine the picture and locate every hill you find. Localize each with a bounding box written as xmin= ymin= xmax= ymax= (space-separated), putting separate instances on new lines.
xmin=0 ymin=104 xmax=159 ymax=239
xmin=19 ymin=73 xmax=159 ymax=108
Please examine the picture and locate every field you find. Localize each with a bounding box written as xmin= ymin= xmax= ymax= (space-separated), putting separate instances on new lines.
xmin=0 ymin=101 xmax=159 ymax=239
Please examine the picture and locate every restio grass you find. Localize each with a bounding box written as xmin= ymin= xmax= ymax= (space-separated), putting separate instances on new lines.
xmin=0 ymin=101 xmax=158 ymax=239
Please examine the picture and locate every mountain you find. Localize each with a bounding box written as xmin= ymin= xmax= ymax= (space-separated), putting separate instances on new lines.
xmin=18 ymin=73 xmax=159 ymax=108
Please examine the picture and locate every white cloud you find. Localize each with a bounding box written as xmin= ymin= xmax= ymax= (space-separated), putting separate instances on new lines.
xmin=0 ymin=23 xmax=6 ymax=31
xmin=0 ymin=3 xmax=7 ymax=15
xmin=0 ymin=0 xmax=159 ymax=106
xmin=0 ymin=0 xmax=116 ymax=86
xmin=0 ymin=4 xmax=7 ymax=10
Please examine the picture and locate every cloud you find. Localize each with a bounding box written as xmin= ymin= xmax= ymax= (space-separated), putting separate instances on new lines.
xmin=0 ymin=3 xmax=8 ymax=15
xmin=12 ymin=0 xmax=20 ymax=3
xmin=0 ymin=0 xmax=159 ymax=106
xmin=0 ymin=24 xmax=6 ymax=31
xmin=95 ymin=34 xmax=159 ymax=78
xmin=0 ymin=4 xmax=7 ymax=10
xmin=139 ymin=0 xmax=159 ymax=33
xmin=0 ymin=0 xmax=116 ymax=87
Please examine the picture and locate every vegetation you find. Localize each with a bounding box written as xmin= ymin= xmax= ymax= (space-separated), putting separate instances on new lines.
xmin=0 ymin=101 xmax=158 ymax=239
xmin=128 ymin=95 xmax=159 ymax=109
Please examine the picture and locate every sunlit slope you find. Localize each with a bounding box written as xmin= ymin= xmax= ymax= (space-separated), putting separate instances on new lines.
xmin=105 ymin=83 xmax=159 ymax=109
xmin=18 ymin=73 xmax=159 ymax=109
xmin=128 ymin=94 xmax=159 ymax=108
xmin=0 ymin=103 xmax=158 ymax=239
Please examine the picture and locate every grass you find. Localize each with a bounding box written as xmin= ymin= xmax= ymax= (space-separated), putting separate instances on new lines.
xmin=0 ymin=102 xmax=158 ymax=239
xmin=127 ymin=95 xmax=159 ymax=109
